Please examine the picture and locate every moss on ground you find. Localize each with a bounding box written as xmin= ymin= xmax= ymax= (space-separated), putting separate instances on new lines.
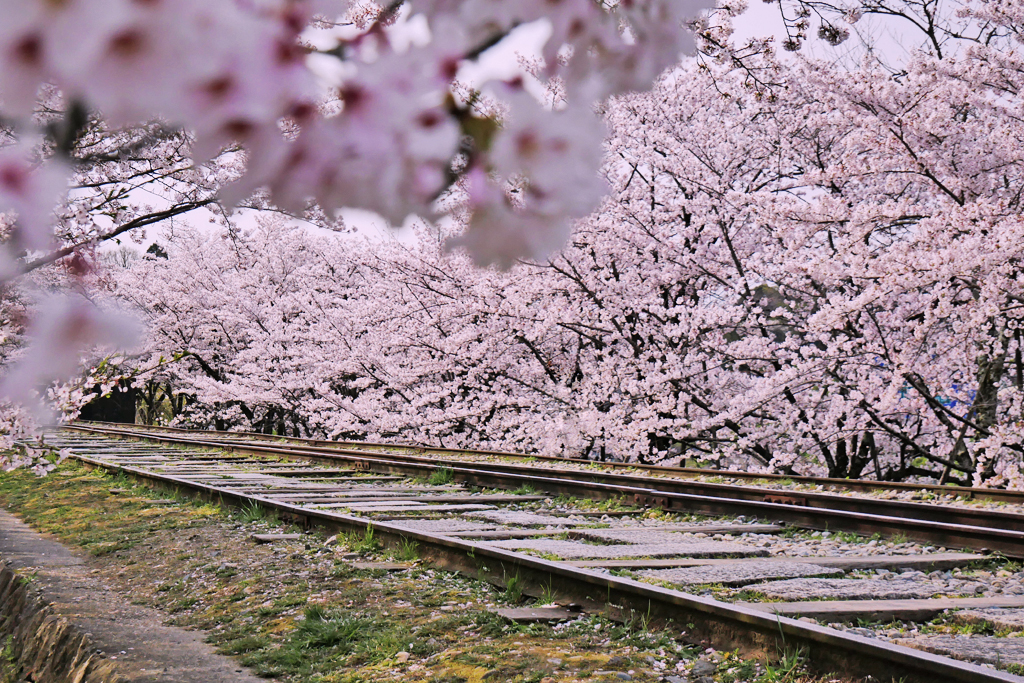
xmin=0 ymin=636 xmax=16 ymax=683
xmin=0 ymin=461 xmax=832 ymax=683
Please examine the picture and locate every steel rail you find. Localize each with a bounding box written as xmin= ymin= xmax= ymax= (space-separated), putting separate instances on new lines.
xmin=74 ymin=420 xmax=1024 ymax=503
xmin=69 ymin=424 xmax=1024 ymax=532
xmin=64 ymin=424 xmax=1024 ymax=557
xmin=58 ymin=441 xmax=1021 ymax=683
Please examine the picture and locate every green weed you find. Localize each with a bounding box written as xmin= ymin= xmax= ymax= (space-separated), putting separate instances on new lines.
xmin=170 ymin=596 xmax=199 ymax=612
xmin=218 ymin=635 xmax=271 ymax=655
xmin=296 ymin=612 xmax=369 ymax=649
xmin=391 ymin=537 xmax=419 ymax=562
xmin=238 ymin=501 xmax=272 ymax=523
xmin=760 ymin=649 xmax=807 ymax=682
xmin=0 ymin=635 xmax=17 ymax=683
xmin=428 ymin=467 xmax=455 ymax=485
xmin=341 ymin=525 xmax=380 ymax=554
xmin=537 ymin=581 xmax=557 ymax=605
xmin=503 ymin=572 xmax=523 ymax=603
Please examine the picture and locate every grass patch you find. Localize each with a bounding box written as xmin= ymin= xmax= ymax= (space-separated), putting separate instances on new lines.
xmin=390 ymin=536 xmax=419 ymax=562
xmin=295 ymin=609 xmax=370 ymax=649
xmin=0 ymin=635 xmax=17 ymax=683
xmin=0 ymin=463 xmax=222 ymax=555
xmin=238 ymin=501 xmax=277 ymax=524
xmin=503 ymin=572 xmax=524 ymax=603
xmin=718 ymin=648 xmax=809 ymax=683
xmin=219 ymin=635 xmax=271 ymax=654
xmin=428 ymin=467 xmax=455 ymax=486
xmin=339 ymin=526 xmax=379 ymax=554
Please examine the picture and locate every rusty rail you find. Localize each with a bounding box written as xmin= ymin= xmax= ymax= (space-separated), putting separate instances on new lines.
xmin=63 ymin=423 xmax=1024 ymax=557
xmin=74 ymin=420 xmax=1024 ymax=503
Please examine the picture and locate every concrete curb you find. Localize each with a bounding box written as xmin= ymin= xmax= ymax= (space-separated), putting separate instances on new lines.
xmin=0 ymin=561 xmax=119 ymax=683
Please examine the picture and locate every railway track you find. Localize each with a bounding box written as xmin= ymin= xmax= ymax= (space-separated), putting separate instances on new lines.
xmin=76 ymin=420 xmax=1024 ymax=504
xmin=65 ymin=422 xmax=1024 ymax=557
xmin=31 ymin=425 xmax=1024 ymax=682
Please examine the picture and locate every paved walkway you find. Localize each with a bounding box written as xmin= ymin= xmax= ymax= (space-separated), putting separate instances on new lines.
xmin=0 ymin=509 xmax=264 ymax=683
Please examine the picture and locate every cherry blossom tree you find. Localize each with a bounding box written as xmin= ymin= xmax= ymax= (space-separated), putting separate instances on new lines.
xmin=100 ymin=0 xmax=1024 ymax=488
xmin=535 ymin=0 xmax=1024 ymax=484
xmin=0 ymin=0 xmax=716 ymax=445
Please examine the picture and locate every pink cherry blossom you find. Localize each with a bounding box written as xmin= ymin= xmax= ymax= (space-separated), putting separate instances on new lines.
xmin=0 ymin=140 xmax=68 ymax=260
xmin=0 ymin=295 xmax=139 ymax=408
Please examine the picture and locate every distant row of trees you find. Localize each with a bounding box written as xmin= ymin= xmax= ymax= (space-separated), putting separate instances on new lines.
xmin=105 ymin=0 xmax=1024 ymax=487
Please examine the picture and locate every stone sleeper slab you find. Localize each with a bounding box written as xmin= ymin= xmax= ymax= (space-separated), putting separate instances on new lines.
xmin=348 ymin=504 xmax=498 ymax=513
xmin=749 ymin=578 xmax=958 ymax=601
xmin=642 ymin=561 xmax=844 ymax=586
xmin=571 ymin=530 xmax=737 ymax=545
xmin=486 ymin=539 xmax=766 ymax=560
xmin=570 ymin=526 xmax=780 ymax=543
xmin=743 ymin=596 xmax=1024 ymax=622
xmin=955 ymin=608 xmax=1024 ymax=631
xmin=896 ymin=634 xmax=1024 ymax=667
xmin=386 ymin=519 xmax=499 ymax=533
xmin=465 ymin=511 xmax=590 ymax=527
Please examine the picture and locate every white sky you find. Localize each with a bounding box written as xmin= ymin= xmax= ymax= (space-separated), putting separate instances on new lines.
xmin=732 ymin=0 xmax=932 ymax=69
